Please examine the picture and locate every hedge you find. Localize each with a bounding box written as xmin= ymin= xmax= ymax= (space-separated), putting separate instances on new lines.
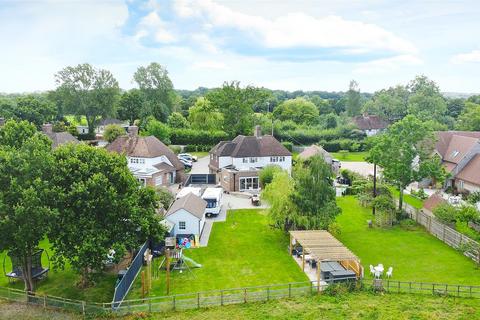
xmin=170 ymin=129 xmax=229 ymax=145
xmin=184 ymin=144 xmax=214 ymax=152
xmin=276 ymin=127 xmax=366 ymax=146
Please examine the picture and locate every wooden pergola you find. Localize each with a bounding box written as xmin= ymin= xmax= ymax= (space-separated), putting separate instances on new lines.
xmin=289 ymin=230 xmax=363 ymax=290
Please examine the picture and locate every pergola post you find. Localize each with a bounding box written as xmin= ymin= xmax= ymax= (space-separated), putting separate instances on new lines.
xmin=317 ymin=261 xmax=321 ymax=293
xmin=289 ymin=233 xmax=292 ymax=255
xmin=302 ymin=250 xmax=305 ymax=271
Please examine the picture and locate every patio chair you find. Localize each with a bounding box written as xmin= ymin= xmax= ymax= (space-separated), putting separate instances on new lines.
xmin=386 ymin=267 xmax=393 ymax=278
xmin=369 ymin=265 xmax=375 ymax=276
xmin=374 ymin=270 xmax=381 ymax=279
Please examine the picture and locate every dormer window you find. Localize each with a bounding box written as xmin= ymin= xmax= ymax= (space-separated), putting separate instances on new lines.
xmin=450 ymin=150 xmax=459 ymax=158
xmin=249 ymin=157 xmax=257 ymax=163
xmin=130 ymin=158 xmax=145 ymax=164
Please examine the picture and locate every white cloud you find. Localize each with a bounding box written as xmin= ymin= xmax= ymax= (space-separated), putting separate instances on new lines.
xmin=451 ymin=50 xmax=480 ymax=64
xmin=353 ymin=54 xmax=423 ymax=74
xmin=137 ymin=11 xmax=176 ymax=43
xmin=192 ymin=60 xmax=227 ymax=70
xmin=172 ymin=0 xmax=417 ymax=54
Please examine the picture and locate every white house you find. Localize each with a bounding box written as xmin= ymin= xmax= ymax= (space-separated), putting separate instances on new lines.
xmin=209 ymin=126 xmax=292 ymax=192
xmin=165 ymin=193 xmax=207 ymax=239
xmin=352 ymin=114 xmax=388 ymax=136
xmin=106 ymin=126 xmax=185 ymax=187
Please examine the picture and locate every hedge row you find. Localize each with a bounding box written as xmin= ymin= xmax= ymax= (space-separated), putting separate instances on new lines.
xmin=318 ymin=139 xmax=366 ymax=152
xmin=184 ymin=145 xmax=214 ymax=152
xmin=170 ymin=129 xmax=229 ymax=145
xmin=276 ymin=127 xmax=365 ymax=145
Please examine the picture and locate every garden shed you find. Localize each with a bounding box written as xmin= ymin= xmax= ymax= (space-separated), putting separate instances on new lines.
xmin=289 ymin=230 xmax=363 ymax=287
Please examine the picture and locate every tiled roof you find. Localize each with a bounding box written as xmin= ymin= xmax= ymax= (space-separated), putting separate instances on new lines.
xmin=44 ymin=131 xmax=79 ymax=149
xmin=153 ymin=162 xmax=175 ymax=172
xmin=166 ymin=193 xmax=207 ymax=219
xmin=298 ymin=145 xmax=331 ymax=161
xmin=423 ymin=193 xmax=446 ymax=212
xmin=352 ymin=115 xmax=388 ymax=130
xmin=456 ymin=154 xmax=480 ymax=186
xmin=435 ymin=131 xmax=480 ymax=159
xmin=106 ymin=135 xmax=184 ymax=170
xmin=211 ymin=135 xmax=291 ymax=158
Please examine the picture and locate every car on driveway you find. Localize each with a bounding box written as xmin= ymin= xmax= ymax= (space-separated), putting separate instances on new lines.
xmin=179 ymin=158 xmax=193 ymax=169
xmin=178 ymin=153 xmax=198 ymax=162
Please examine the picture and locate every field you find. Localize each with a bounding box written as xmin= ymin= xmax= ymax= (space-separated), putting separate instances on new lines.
xmin=336 ymin=196 xmax=480 ymax=284
xmin=2 ymin=291 xmax=479 ymax=319
xmin=0 ymin=239 xmax=115 ymax=302
xmin=128 ymin=209 xmax=308 ymax=298
xmin=331 ymin=151 xmax=368 ymax=162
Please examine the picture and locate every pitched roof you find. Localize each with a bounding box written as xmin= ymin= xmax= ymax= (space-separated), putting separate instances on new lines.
xmin=99 ymin=118 xmax=124 ymax=126
xmin=44 ymin=131 xmax=79 ymax=149
xmin=352 ymin=115 xmax=388 ymax=130
xmin=106 ymin=135 xmax=184 ymax=170
xmin=442 ymin=135 xmax=479 ymax=164
xmin=423 ymin=193 xmax=447 ymax=212
xmin=211 ymin=135 xmax=291 ymax=158
xmin=456 ymin=154 xmax=480 ymax=186
xmin=435 ymin=131 xmax=480 ymax=159
xmin=298 ymin=145 xmax=331 ymax=161
xmin=166 ymin=193 xmax=207 ymax=219
xmin=154 ymin=162 xmax=175 ymax=172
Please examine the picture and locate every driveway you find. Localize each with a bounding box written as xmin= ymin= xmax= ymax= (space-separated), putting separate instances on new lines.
xmin=340 ymin=161 xmax=381 ymax=177
xmin=190 ymin=156 xmax=210 ymax=174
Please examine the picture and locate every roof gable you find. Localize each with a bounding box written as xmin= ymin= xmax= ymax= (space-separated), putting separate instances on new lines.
xmin=166 ymin=193 xmax=207 ymax=219
xmin=211 ymin=134 xmax=291 ymax=158
xmin=353 ymin=115 xmax=388 ymax=130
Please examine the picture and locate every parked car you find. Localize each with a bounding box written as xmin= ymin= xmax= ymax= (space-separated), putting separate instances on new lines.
xmin=179 ymin=158 xmax=192 ymax=168
xmin=178 ymin=153 xmax=198 ymax=162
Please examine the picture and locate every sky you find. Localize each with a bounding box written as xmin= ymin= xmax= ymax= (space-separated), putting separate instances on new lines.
xmin=1 ymin=0 xmax=480 ymax=93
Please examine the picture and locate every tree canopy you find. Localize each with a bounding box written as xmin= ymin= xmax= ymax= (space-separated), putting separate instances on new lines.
xmin=54 ymin=63 xmax=120 ymax=135
xmin=273 ymin=97 xmax=319 ymax=125
xmin=188 ymin=97 xmax=223 ymax=131
xmin=117 ymin=89 xmax=143 ymax=125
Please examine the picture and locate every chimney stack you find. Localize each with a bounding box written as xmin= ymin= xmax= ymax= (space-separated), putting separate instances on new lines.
xmin=254 ymin=125 xmax=262 ymax=138
xmin=128 ymin=125 xmax=139 ymax=137
xmin=42 ymin=123 xmax=53 ymax=134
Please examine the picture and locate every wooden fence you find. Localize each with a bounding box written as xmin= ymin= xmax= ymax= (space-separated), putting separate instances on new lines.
xmin=1 ymin=279 xmax=480 ymax=315
xmin=401 ymin=202 xmax=480 ymax=263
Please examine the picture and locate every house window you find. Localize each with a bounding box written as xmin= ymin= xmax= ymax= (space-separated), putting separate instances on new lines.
xmin=130 ymin=158 xmax=145 ymax=164
xmin=279 ymin=156 xmax=285 ymax=162
xmin=270 ymin=156 xmax=277 ymax=162
xmin=249 ymin=157 xmax=257 ymax=163
xmin=458 ymin=180 xmax=464 ymax=190
xmin=239 ymin=177 xmax=259 ymax=191
xmin=451 ymin=150 xmax=459 ymax=158
xmin=138 ymin=178 xmax=146 ymax=186
xmin=155 ymin=176 xmax=163 ymax=186
xmin=179 ymin=221 xmax=186 ymax=230
xmin=242 ymin=158 xmax=248 ymax=163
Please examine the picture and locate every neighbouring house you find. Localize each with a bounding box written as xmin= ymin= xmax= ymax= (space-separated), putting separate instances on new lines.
xmin=209 ymin=126 xmax=292 ymax=192
xmin=422 ymin=193 xmax=447 ymax=216
xmin=435 ymin=131 xmax=480 ymax=193
xmin=352 ymin=114 xmax=388 ymax=136
xmin=298 ymin=144 xmax=340 ymax=174
xmin=77 ymin=118 xmax=129 ymax=137
xmin=164 ymin=193 xmax=207 ymax=239
xmin=41 ymin=123 xmax=79 ymax=149
xmin=106 ymin=126 xmax=185 ymax=187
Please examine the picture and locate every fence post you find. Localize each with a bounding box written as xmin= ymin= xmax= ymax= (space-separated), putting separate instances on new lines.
xmin=443 ymin=225 xmax=446 ymax=241
xmin=82 ymin=301 xmax=85 ymax=316
xmin=149 ymin=298 xmax=152 ymax=312
xmin=398 ymin=281 xmax=400 ymax=293
xmin=432 ymin=284 xmax=435 ymax=294
xmin=267 ymin=286 xmax=270 ymax=301
xmin=310 ymin=281 xmax=313 ymax=295
xmin=457 ymin=285 xmax=460 ymax=297
xmin=173 ymin=295 xmax=176 ymax=311
xmin=220 ymin=291 xmax=224 ymax=306
xmin=244 ymin=288 xmax=247 ymax=303
xmin=43 ymin=295 xmax=46 ymax=310
xmin=198 ymin=292 xmax=201 ymax=308
xmin=288 ymin=283 xmax=292 ymax=298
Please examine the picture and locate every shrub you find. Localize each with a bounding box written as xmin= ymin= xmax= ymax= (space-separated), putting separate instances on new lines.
xmin=457 ymin=205 xmax=480 ymax=224
xmin=169 ymin=145 xmax=181 ymax=154
xmin=144 ymin=118 xmax=171 ymax=144
xmin=399 ymin=218 xmax=417 ymax=231
xmin=467 ymin=191 xmax=480 ymax=204
xmin=103 ymin=124 xmax=125 ymax=143
xmin=259 ymin=165 xmax=283 ymax=187
xmin=433 ymin=203 xmax=458 ymax=225
xmin=328 ymin=222 xmax=341 ymax=237
xmin=170 ymin=128 xmax=228 ymax=145
xmin=281 ymin=141 xmax=293 ymax=152
xmin=184 ymin=144 xmax=213 ymax=152
xmin=156 ymin=187 xmax=174 ymax=210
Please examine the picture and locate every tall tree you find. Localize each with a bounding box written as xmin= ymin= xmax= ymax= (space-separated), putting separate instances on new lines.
xmin=456 ymin=102 xmax=480 ymax=131
xmin=133 ymin=63 xmax=175 ymax=122
xmin=0 ymin=119 xmax=38 ymax=148
xmin=0 ymin=121 xmax=55 ymax=292
xmin=273 ymin=97 xmax=319 ymax=125
xmin=290 ymin=156 xmax=340 ymax=229
xmin=55 ymin=63 xmax=120 ymax=135
xmin=407 ymin=75 xmax=447 ymax=122
xmin=206 ymin=81 xmax=261 ymax=136
xmin=362 ymin=86 xmax=409 ymax=122
xmin=117 ymin=89 xmax=143 ymax=125
xmin=0 ymin=95 xmax=56 ymax=128
xmin=188 ymin=97 xmax=223 ymax=131
xmin=49 ymin=144 xmax=162 ymax=287
xmin=167 ymin=112 xmax=189 ymax=129
xmin=346 ymin=80 xmax=362 ymax=116
xmin=367 ymin=115 xmax=439 ymax=210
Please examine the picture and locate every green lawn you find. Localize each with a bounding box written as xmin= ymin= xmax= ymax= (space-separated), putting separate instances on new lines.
xmin=190 ymin=151 xmax=209 ymax=158
xmin=336 ymin=196 xmax=480 ymax=284
xmin=389 ymin=187 xmax=425 ymax=209
xmin=0 ymin=239 xmax=115 ymax=302
xmin=128 ymin=209 xmax=308 ymax=298
xmin=331 ymin=151 xmax=368 ymax=162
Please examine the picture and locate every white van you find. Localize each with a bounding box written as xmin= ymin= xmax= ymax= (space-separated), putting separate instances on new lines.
xmin=176 ymin=187 xmax=202 ymax=200
xmin=202 ymin=187 xmax=223 ymax=217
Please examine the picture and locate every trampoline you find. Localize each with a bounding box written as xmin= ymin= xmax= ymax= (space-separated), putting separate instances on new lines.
xmin=3 ymin=249 xmax=50 ymax=283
